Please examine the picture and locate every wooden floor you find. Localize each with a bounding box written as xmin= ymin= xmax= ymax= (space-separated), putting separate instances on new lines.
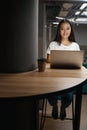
xmin=39 ymin=95 xmax=87 ymax=130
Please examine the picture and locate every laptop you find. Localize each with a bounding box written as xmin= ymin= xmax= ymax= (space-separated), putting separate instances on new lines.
xmin=50 ymin=50 xmax=84 ymax=69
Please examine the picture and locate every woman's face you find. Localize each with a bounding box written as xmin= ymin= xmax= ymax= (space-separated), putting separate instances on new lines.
xmin=60 ymin=22 xmax=71 ymax=40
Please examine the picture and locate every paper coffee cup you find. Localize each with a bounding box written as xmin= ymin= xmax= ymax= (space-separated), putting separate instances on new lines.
xmin=37 ymin=58 xmax=46 ymax=72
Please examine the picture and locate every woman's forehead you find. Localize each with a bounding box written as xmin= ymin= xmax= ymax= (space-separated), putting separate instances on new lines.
xmin=60 ymin=22 xmax=71 ymax=27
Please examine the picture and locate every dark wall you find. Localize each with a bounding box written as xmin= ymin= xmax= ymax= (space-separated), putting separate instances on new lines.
xmin=74 ymin=24 xmax=87 ymax=45
xmin=0 ymin=0 xmax=38 ymax=73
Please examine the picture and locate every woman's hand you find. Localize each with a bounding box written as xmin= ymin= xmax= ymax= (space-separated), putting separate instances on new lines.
xmin=47 ymin=54 xmax=51 ymax=63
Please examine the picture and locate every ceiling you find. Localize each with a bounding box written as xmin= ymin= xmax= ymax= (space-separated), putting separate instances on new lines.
xmin=45 ymin=1 xmax=87 ymax=24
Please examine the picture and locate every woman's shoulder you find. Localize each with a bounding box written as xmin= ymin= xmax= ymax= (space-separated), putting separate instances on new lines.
xmin=49 ymin=41 xmax=59 ymax=46
xmin=71 ymin=42 xmax=80 ymax=50
xmin=72 ymin=42 xmax=79 ymax=46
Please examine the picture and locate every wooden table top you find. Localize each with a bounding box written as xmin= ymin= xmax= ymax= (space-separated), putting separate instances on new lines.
xmin=0 ymin=64 xmax=87 ymax=98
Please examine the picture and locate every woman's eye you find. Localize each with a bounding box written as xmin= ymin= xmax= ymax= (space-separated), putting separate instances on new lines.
xmin=60 ymin=28 xmax=64 ymax=30
xmin=67 ymin=27 xmax=70 ymax=30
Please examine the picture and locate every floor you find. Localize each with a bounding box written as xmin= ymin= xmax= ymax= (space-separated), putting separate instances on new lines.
xmin=39 ymin=95 xmax=87 ymax=130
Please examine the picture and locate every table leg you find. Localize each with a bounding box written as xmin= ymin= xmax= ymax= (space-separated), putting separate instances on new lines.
xmin=73 ymin=85 xmax=82 ymax=130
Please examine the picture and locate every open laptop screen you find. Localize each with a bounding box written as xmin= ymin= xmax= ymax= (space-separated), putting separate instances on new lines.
xmin=50 ymin=50 xmax=84 ymax=69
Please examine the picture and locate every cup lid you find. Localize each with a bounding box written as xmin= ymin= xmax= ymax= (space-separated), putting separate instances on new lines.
xmin=37 ymin=58 xmax=46 ymax=62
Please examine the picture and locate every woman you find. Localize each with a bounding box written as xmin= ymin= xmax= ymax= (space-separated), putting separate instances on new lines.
xmin=47 ymin=19 xmax=80 ymax=120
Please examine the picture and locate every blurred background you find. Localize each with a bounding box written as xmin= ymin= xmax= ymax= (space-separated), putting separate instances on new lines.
xmin=39 ymin=0 xmax=87 ymax=63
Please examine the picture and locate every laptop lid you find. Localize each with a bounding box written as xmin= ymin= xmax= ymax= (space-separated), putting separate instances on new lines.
xmin=50 ymin=50 xmax=84 ymax=69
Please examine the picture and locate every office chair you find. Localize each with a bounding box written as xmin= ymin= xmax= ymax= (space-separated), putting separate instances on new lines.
xmin=39 ymin=95 xmax=74 ymax=130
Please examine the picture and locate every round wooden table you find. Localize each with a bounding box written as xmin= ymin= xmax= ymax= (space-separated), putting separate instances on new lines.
xmin=0 ymin=64 xmax=87 ymax=130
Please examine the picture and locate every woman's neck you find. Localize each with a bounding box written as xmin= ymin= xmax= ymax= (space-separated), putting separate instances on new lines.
xmin=61 ymin=39 xmax=71 ymax=46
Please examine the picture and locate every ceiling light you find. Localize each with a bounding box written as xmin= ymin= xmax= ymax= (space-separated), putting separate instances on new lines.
xmin=80 ymin=3 xmax=87 ymax=10
xmin=68 ymin=18 xmax=75 ymax=23
xmin=52 ymin=22 xmax=59 ymax=25
xmin=75 ymin=11 xmax=80 ymax=15
xmin=76 ymin=18 xmax=87 ymax=22
xmin=81 ymin=11 xmax=87 ymax=16
xmin=56 ymin=16 xmax=64 ymax=20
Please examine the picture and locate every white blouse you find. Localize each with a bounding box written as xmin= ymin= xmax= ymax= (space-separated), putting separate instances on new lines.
xmin=47 ymin=41 xmax=80 ymax=54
